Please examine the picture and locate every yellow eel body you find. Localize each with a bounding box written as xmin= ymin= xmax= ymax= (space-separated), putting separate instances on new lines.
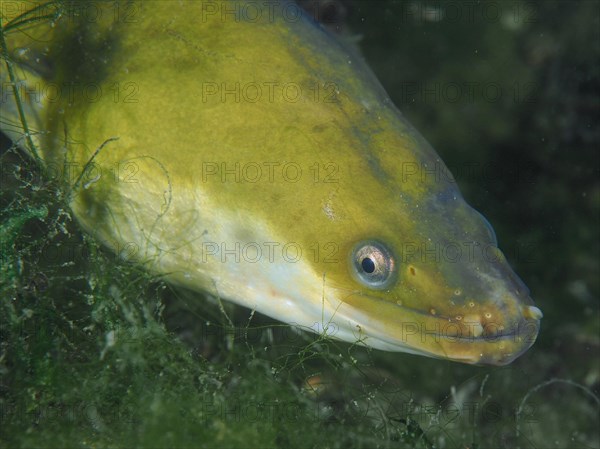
xmin=1 ymin=1 xmax=542 ymax=365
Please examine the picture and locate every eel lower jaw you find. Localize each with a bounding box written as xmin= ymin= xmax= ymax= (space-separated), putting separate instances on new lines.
xmin=324 ymin=291 xmax=542 ymax=366
xmin=364 ymin=317 xmax=542 ymax=366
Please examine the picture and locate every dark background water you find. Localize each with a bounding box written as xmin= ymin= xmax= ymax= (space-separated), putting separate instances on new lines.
xmin=1 ymin=1 xmax=598 ymax=447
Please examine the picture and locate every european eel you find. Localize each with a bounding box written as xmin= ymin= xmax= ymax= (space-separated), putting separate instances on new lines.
xmin=0 ymin=1 xmax=542 ymax=365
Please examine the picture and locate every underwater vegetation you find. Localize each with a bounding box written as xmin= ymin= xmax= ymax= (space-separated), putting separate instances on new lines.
xmin=1 ymin=1 xmax=598 ymax=448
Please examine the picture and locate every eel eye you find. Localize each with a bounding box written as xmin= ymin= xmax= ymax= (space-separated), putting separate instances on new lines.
xmin=350 ymin=240 xmax=397 ymax=289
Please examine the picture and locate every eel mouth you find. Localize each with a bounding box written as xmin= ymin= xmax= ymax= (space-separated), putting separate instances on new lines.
xmin=326 ymin=290 xmax=542 ymax=366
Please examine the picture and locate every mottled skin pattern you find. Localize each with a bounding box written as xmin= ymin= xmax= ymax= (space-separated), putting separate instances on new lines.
xmin=1 ymin=1 xmax=542 ymax=364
